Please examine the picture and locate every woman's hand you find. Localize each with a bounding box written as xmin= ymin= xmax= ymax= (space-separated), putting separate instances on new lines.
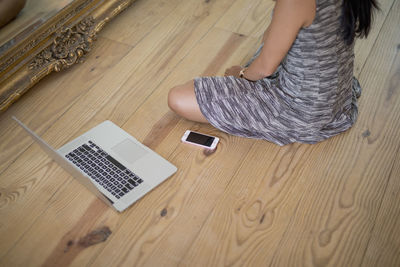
xmin=224 ymin=65 xmax=242 ymax=78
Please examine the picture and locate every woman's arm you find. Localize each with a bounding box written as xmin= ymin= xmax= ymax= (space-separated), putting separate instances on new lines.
xmin=226 ymin=0 xmax=315 ymax=81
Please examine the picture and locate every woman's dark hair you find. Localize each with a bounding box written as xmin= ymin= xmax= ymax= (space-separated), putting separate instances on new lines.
xmin=342 ymin=0 xmax=379 ymax=45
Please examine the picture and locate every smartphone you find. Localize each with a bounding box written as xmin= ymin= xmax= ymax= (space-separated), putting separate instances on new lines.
xmin=181 ymin=130 xmax=219 ymax=150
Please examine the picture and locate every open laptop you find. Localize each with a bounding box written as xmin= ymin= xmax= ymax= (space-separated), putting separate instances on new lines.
xmin=12 ymin=116 xmax=177 ymax=212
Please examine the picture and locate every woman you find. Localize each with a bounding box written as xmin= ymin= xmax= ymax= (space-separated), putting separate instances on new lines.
xmin=168 ymin=0 xmax=378 ymax=146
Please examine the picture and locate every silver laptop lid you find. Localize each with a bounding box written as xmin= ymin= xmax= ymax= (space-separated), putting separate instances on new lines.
xmin=12 ymin=116 xmax=115 ymax=210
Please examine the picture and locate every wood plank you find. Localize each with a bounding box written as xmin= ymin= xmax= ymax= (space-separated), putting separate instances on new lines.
xmin=90 ymin=0 xmax=261 ymax=128
xmin=181 ymin=142 xmax=315 ymax=266
xmin=0 ymin=0 xmax=399 ymax=266
xmin=215 ymin=0 xmax=274 ymax=38
xmin=1 ymin=27 xmax=259 ymax=266
xmin=87 ymin=29 xmax=261 ymax=267
xmin=1 ymin=0 xmax=230 ymax=259
xmin=266 ymin=1 xmax=400 ymax=265
xmin=0 ymin=37 xmax=131 ymax=174
xmin=0 ymin=37 xmax=131 ymax=260
xmin=0 ymin=0 xmax=259 ymax=265
xmin=0 ymin=0 xmax=184 ymax=176
xmin=180 ymin=1 xmax=400 ymax=266
xmin=354 ymin=0 xmax=395 ymax=76
xmin=99 ymin=0 xmax=182 ymax=46
xmin=360 ymin=51 xmax=400 ymax=267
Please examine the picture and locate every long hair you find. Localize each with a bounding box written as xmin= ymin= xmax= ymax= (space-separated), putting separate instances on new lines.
xmin=342 ymin=0 xmax=379 ymax=45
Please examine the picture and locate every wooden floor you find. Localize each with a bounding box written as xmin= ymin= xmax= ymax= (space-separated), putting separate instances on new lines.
xmin=1 ymin=0 xmax=399 ymax=266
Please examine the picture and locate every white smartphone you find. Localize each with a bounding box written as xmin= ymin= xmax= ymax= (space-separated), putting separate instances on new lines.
xmin=181 ymin=130 xmax=219 ymax=150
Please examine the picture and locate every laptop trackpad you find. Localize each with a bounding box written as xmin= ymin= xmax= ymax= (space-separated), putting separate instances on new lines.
xmin=112 ymin=139 xmax=148 ymax=164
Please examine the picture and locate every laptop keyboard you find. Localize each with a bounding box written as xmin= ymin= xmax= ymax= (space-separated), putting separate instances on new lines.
xmin=65 ymin=140 xmax=143 ymax=199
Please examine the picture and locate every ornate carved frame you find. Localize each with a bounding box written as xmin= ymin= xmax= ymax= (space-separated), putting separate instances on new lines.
xmin=0 ymin=0 xmax=137 ymax=112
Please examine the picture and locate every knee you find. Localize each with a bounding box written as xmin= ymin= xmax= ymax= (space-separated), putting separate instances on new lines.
xmin=168 ymin=80 xmax=195 ymax=115
xmin=168 ymin=86 xmax=183 ymax=113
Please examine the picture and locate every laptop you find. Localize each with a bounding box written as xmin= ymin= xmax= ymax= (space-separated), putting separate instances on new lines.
xmin=12 ymin=116 xmax=177 ymax=212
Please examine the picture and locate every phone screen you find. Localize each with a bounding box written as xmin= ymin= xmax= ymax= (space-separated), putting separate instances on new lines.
xmin=186 ymin=132 xmax=215 ymax=147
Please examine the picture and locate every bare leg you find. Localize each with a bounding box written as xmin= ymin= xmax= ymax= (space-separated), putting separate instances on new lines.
xmin=168 ymin=80 xmax=209 ymax=123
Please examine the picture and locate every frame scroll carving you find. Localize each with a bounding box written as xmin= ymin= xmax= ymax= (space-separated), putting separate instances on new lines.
xmin=0 ymin=0 xmax=137 ymax=112
xmin=29 ymin=17 xmax=96 ymax=73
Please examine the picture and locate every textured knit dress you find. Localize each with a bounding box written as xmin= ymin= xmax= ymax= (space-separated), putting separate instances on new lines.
xmin=194 ymin=0 xmax=361 ymax=146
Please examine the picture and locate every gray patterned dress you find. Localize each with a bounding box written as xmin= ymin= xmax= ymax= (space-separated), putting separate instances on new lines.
xmin=194 ymin=0 xmax=361 ymax=146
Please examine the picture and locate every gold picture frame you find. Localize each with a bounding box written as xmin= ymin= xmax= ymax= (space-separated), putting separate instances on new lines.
xmin=0 ymin=0 xmax=137 ymax=112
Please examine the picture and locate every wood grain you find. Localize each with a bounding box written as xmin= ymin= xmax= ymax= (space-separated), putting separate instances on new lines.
xmin=99 ymin=0 xmax=182 ymax=46
xmin=0 ymin=0 xmax=399 ymax=266
xmin=0 ymin=37 xmax=131 ymax=261
xmin=216 ymin=0 xmax=274 ymax=38
xmin=86 ymin=27 xmax=261 ymax=267
xmin=360 ymin=39 xmax=400 ymax=267
xmin=353 ymin=0 xmax=396 ymax=76
xmin=0 ymin=37 xmax=131 ymax=174
xmin=268 ymin=2 xmax=400 ymax=265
